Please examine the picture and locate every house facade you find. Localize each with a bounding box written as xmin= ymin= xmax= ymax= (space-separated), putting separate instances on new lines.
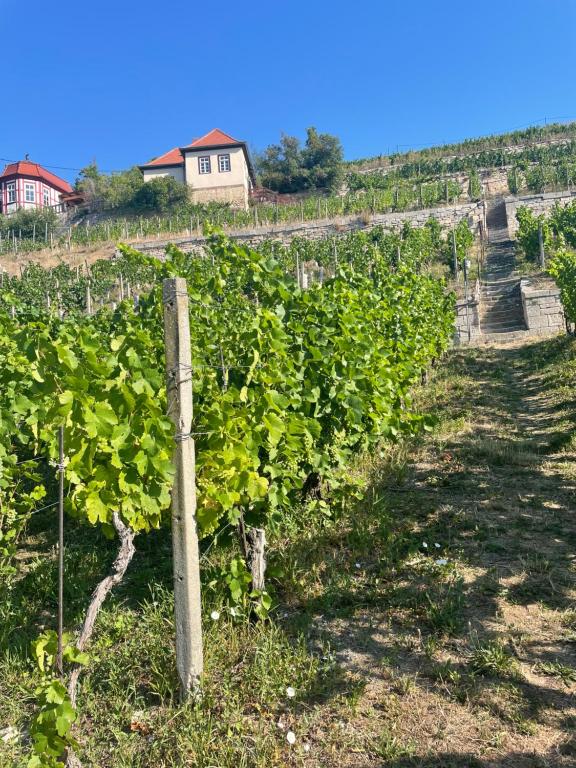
xmin=139 ymin=129 xmax=255 ymax=209
xmin=0 ymin=159 xmax=74 ymax=215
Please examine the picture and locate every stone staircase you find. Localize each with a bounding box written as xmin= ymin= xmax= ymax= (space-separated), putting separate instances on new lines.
xmin=479 ymin=198 xmax=527 ymax=342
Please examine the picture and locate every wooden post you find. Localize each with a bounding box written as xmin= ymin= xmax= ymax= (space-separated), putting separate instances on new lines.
xmin=85 ymin=283 xmax=92 ymax=315
xmin=246 ymin=528 xmax=266 ymax=592
xmin=57 ymin=427 xmax=65 ymax=676
xmin=162 ymin=277 xmax=203 ymax=697
xmin=452 ymin=228 xmax=459 ymax=280
xmin=538 ymin=223 xmax=546 ymax=268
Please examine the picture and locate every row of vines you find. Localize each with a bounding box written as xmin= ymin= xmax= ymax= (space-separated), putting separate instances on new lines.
xmin=1 ymin=228 xmax=455 ymax=765
xmin=0 ymin=178 xmax=472 ymax=259
xmin=515 ymin=200 xmax=576 ymax=326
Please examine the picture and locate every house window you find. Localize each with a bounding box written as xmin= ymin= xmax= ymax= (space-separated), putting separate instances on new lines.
xmin=198 ymin=156 xmax=211 ymax=174
xmin=218 ymin=154 xmax=231 ymax=173
xmin=25 ymin=182 xmax=35 ymax=203
xmin=6 ymin=182 xmax=16 ymax=204
xmin=43 ymin=188 xmax=50 ymax=207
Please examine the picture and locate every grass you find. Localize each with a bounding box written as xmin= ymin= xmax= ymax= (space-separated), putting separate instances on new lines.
xmin=469 ymin=640 xmax=520 ymax=679
xmin=3 ymin=336 xmax=576 ymax=766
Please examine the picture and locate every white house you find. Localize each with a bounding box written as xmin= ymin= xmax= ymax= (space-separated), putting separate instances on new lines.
xmin=0 ymin=159 xmax=75 ymax=215
xmin=139 ymin=129 xmax=256 ymax=209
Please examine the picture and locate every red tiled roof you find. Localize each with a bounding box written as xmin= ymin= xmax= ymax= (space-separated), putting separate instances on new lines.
xmin=188 ymin=128 xmax=242 ymax=148
xmin=140 ymin=129 xmax=245 ymax=168
xmin=141 ymin=146 xmax=184 ymax=168
xmin=0 ymin=161 xmax=73 ymax=193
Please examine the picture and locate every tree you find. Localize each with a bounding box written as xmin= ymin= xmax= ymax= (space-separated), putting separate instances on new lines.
xmin=256 ymin=128 xmax=343 ymax=193
xmin=131 ymin=175 xmax=189 ymax=213
xmin=75 ymin=164 xmax=145 ymax=210
xmin=301 ymin=127 xmax=343 ymax=191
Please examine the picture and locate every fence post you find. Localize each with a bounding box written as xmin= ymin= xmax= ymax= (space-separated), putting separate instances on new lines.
xmin=538 ymin=223 xmax=546 ymax=269
xmin=57 ymin=426 xmax=65 ymax=676
xmin=452 ymin=228 xmax=459 ymax=280
xmin=85 ymin=282 xmax=92 ymax=315
xmin=162 ymin=277 xmax=203 ymax=698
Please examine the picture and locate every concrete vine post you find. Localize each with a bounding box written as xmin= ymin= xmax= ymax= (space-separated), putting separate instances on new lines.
xmin=162 ymin=277 xmax=204 ymax=698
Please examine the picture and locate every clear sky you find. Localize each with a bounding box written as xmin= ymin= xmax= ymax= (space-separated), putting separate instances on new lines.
xmin=1 ymin=0 xmax=575 ymax=184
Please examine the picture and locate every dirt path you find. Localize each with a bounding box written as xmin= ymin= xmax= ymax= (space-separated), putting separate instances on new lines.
xmin=303 ymin=338 xmax=576 ymax=767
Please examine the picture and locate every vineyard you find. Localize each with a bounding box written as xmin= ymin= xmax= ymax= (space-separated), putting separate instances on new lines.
xmin=5 ymin=123 xmax=576 ymax=263
xmin=0 ymin=179 xmax=468 ymax=261
xmin=1 ymin=230 xmax=457 ymax=766
xmin=2 ymin=160 xmax=576 ymax=768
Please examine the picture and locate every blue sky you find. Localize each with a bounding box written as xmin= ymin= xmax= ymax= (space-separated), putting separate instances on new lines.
xmin=1 ymin=0 xmax=575 ymax=183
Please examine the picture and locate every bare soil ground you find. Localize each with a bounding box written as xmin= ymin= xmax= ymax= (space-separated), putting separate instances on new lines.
xmin=297 ymin=337 xmax=576 ymax=767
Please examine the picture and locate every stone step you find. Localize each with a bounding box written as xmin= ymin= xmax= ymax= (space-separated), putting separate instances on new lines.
xmin=482 ymin=312 xmax=523 ymax=322
xmin=478 ymin=329 xmax=532 ymax=344
xmin=481 ymin=320 xmax=526 ymax=332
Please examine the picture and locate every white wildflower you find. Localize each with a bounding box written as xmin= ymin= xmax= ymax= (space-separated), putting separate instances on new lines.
xmin=435 ymin=558 xmax=448 ymax=566
xmin=0 ymin=726 xmax=19 ymax=744
xmin=422 ymin=542 xmax=428 ymax=548
xmin=286 ymin=686 xmax=296 ymax=698
xmin=303 ymin=743 xmax=311 ymax=752
xmin=434 ymin=543 xmax=441 ymax=549
xmin=286 ymin=730 xmax=296 ymax=745
xmin=355 ymin=562 xmax=361 ymax=569
xmin=210 ymin=610 xmax=220 ymax=621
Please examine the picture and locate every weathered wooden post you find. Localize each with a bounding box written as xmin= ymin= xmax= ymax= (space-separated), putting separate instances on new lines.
xmin=538 ymin=223 xmax=546 ymax=269
xmin=162 ymin=277 xmax=203 ymax=698
xmin=452 ymin=227 xmax=459 ymax=280
xmin=85 ymin=282 xmax=92 ymax=315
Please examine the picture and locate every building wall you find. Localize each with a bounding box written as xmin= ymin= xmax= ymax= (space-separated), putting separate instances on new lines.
xmin=1 ymin=177 xmax=61 ymax=215
xmin=183 ymin=146 xmax=250 ymax=208
xmin=142 ymin=165 xmax=185 ymax=184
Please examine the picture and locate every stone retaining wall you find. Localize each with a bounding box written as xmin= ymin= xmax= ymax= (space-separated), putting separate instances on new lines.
xmin=454 ymin=297 xmax=481 ymax=344
xmin=505 ymin=190 xmax=576 ymax=237
xmin=129 ymin=201 xmax=485 ymax=259
xmin=519 ymin=279 xmax=564 ymax=336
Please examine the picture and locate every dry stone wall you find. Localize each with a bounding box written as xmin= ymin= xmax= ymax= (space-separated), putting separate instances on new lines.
xmin=454 ymin=297 xmax=481 ymax=344
xmin=519 ymin=279 xmax=564 ymax=336
xmin=505 ymin=190 xmax=576 ymax=237
xmin=131 ymin=201 xmax=485 ymax=259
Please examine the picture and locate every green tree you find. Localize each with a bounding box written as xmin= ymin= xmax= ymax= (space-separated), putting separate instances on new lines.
xmin=256 ymin=127 xmax=343 ymax=193
xmin=75 ymin=164 xmax=145 ymax=210
xmin=301 ymin=127 xmax=343 ymax=191
xmin=131 ymin=175 xmax=189 ymax=213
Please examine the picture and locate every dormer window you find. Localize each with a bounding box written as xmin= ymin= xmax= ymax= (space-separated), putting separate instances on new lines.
xmin=198 ymin=156 xmax=211 ymax=174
